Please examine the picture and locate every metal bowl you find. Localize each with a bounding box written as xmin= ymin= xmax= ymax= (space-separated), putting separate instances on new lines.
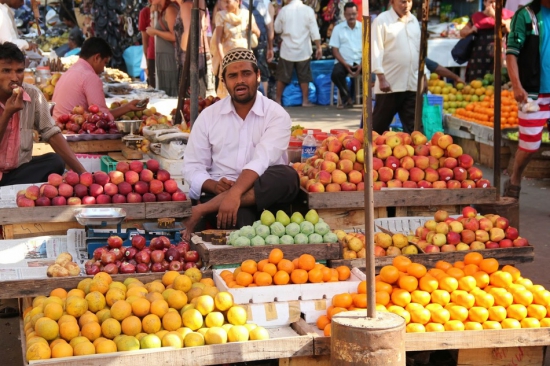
xmin=115 ymin=120 xmax=142 ymax=134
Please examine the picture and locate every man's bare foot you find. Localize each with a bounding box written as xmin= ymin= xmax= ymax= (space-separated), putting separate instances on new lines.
xmin=302 ymin=102 xmax=315 ymax=107
xmin=181 ymin=206 xmax=203 ymax=241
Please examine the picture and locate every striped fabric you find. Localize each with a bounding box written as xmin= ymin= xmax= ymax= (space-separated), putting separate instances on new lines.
xmin=518 ymin=94 xmax=550 ymax=152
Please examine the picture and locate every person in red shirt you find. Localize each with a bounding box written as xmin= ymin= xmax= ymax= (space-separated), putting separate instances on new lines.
xmin=139 ymin=1 xmax=156 ymax=88
xmin=52 ymin=38 xmax=146 ymax=121
xmin=0 ymin=42 xmax=86 ymax=187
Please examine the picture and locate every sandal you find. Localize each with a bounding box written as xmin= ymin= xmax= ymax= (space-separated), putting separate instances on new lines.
xmin=0 ymin=306 xmax=19 ymax=318
xmin=503 ymin=179 xmax=521 ymax=199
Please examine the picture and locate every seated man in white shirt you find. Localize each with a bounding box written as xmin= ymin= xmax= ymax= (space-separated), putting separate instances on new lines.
xmin=182 ymin=48 xmax=300 ymax=239
xmin=330 ymin=2 xmax=362 ymax=109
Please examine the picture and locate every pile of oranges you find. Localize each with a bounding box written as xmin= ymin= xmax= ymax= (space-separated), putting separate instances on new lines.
xmin=219 ymin=249 xmax=352 ymax=288
xmin=452 ymin=90 xmax=519 ymax=128
xmin=317 ymin=253 xmax=550 ymax=334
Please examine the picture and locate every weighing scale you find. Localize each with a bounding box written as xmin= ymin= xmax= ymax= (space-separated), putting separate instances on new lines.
xmin=115 ymin=120 xmax=145 ymax=160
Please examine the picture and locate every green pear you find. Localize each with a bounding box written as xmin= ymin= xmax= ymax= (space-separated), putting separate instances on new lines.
xmin=276 ymin=210 xmax=291 ymax=226
xmin=290 ymin=212 xmax=304 ymax=224
xmin=260 ymin=210 xmax=275 ymax=226
xmin=305 ymin=209 xmax=319 ymax=225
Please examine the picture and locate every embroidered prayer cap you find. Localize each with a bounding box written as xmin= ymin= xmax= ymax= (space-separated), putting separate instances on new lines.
xmin=221 ymin=48 xmax=257 ymax=72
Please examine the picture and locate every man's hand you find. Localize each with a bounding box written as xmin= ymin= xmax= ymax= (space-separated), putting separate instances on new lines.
xmin=351 ymin=65 xmax=362 ymax=77
xmin=27 ymin=43 xmax=39 ymax=52
xmin=127 ymin=100 xmax=148 ymax=112
xmin=4 ymin=88 xmax=24 ymax=117
xmin=214 ymin=177 xmax=234 ymax=195
xmin=315 ymin=47 xmax=323 ymax=60
xmin=217 ymin=191 xmax=240 ymax=228
xmin=455 ymin=77 xmax=466 ymax=85
xmin=145 ymin=27 xmax=157 ymax=36
xmin=267 ymin=48 xmax=274 ymax=63
xmin=377 ymin=74 xmax=392 ymax=93
xmin=512 ymin=85 xmax=528 ymax=104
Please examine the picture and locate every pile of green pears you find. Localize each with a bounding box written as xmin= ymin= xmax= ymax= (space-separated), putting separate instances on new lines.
xmin=228 ymin=209 xmax=338 ymax=247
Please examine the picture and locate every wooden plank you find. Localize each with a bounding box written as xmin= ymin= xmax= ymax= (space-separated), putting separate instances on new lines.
xmin=302 ymin=187 xmax=497 ymax=210
xmin=279 ymin=355 xmax=331 ymax=366
xmin=292 ymin=319 xmax=330 ymax=356
xmin=197 ymin=243 xmax=341 ymax=267
xmin=480 ymin=143 xmax=511 ymax=170
xmin=315 ymin=208 xmax=366 ymax=230
xmin=0 ymin=201 xmax=191 ymax=225
xmin=405 ymin=329 xmax=550 ymax=351
xmin=22 ymin=327 xmax=313 ymax=366
xmin=404 ymin=204 xmax=463 ymax=218
xmin=457 ymin=346 xmax=545 ymax=366
xmin=68 ymin=139 xmax=125 ymax=153
xmin=328 ymin=246 xmax=535 ymax=272
xmin=1 ymin=271 xmax=213 ymax=299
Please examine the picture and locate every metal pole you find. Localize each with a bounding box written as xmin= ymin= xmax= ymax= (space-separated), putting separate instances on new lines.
xmin=189 ymin=0 xmax=200 ymax=126
xmin=174 ymin=51 xmax=189 ymax=126
xmin=247 ymin=0 xmax=254 ymax=49
xmin=414 ymin=0 xmax=429 ymax=132
xmin=494 ymin=0 xmax=502 ymax=199
xmin=362 ymin=14 xmax=376 ymax=319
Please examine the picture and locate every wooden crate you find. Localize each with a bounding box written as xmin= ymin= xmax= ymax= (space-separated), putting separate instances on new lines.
xmin=479 ymin=142 xmax=511 ymax=170
xmin=394 ymin=204 xmax=464 ymax=218
xmin=194 ymin=241 xmax=341 ymax=268
xmin=33 ymin=140 xmax=125 ymax=155
xmin=295 ymin=320 xmax=548 ymax=365
xmin=0 ymin=202 xmax=191 ymax=225
xmin=4 ymin=271 xmax=214 ymax=300
xmin=20 ymin=320 xmax=314 ymax=366
xmin=328 ymin=246 xmax=534 ymax=273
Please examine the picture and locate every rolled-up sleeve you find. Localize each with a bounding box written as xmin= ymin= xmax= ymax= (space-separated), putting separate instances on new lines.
xmin=28 ymin=85 xmax=61 ymax=141
xmin=371 ymin=19 xmax=385 ymax=74
xmin=242 ymin=109 xmax=291 ymax=176
xmin=183 ymin=116 xmax=213 ymax=200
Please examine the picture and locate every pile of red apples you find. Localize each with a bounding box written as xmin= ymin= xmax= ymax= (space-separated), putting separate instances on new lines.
xmin=85 ymin=235 xmax=200 ymax=275
xmin=294 ymin=129 xmax=491 ymax=192
xmin=16 ymin=159 xmax=187 ymax=207
xmin=411 ymin=206 xmax=526 ymax=254
xmin=56 ymin=104 xmax=119 ymax=135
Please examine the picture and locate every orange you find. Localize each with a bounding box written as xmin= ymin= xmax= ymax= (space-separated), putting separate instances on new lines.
xmin=236 ymin=272 xmax=253 ymax=287
xmin=419 ymin=276 xmax=438 ymax=293
xmin=410 ymin=290 xmax=431 ymax=306
xmin=290 ymin=269 xmax=308 ymax=284
xmin=473 ymin=290 xmax=494 ymax=309
xmin=446 ymin=267 xmax=465 ymax=280
xmin=458 ymin=276 xmax=477 ymax=292
xmin=482 ymin=321 xmax=502 ymax=330
xmin=387 ymin=305 xmax=411 ymax=324
xmin=539 ymin=318 xmax=550 ymax=327
xmin=453 ymin=261 xmax=465 ymax=269
xmin=431 ymin=290 xmax=450 ymax=306
xmin=162 ymin=311 xmax=183 ymax=331
xmin=262 ymin=263 xmax=277 ymax=277
xmin=277 ymin=259 xmax=295 ymax=274
xmin=468 ymin=307 xmax=489 ymax=323
xmin=398 ymin=276 xmax=418 ymax=292
xmin=292 ymin=258 xmax=300 ymax=269
xmin=439 ymin=276 xmax=458 ymax=293
xmin=488 ymin=306 xmax=507 ymax=322
xmin=357 ymin=281 xmax=367 ymax=294
xmin=375 ymin=291 xmax=390 ymax=306
xmin=428 ymin=268 xmax=446 ymax=280
xmin=407 ymin=263 xmax=427 ymax=279
xmin=162 ymin=271 xmax=180 ymax=287
xmin=308 ymin=268 xmax=323 ymax=283
xmin=502 ymin=265 xmax=521 ymax=281
xmin=241 ymin=260 xmax=258 ymax=275
xmin=490 ymin=288 xmax=514 ymax=308
xmin=131 ymin=298 xmax=151 ymax=317
xmin=527 ymin=304 xmax=547 ymax=320
xmin=81 ymin=322 xmax=101 ymax=341
xmin=220 ymin=270 xmax=233 ymax=281
xmin=435 ymin=260 xmax=452 ymax=271
xmin=425 ymin=323 xmax=445 ymax=332
xmin=50 ymin=288 xmax=68 ymax=299
xmin=94 ymin=272 xmax=113 ymax=286
xmin=391 ymin=288 xmax=411 ymax=307
xmin=298 ymin=254 xmax=316 ymax=271
xmin=479 ymin=258 xmax=499 ymax=274
xmin=448 ymin=305 xmax=469 ymax=322
xmin=321 ymin=267 xmax=332 ymax=282
xmin=464 ymin=252 xmax=483 ymax=266
xmin=534 ymin=290 xmax=550 ymax=306
xmin=353 ymin=293 xmax=367 ymax=308
xmin=513 ymin=289 xmax=534 ymax=306
xmin=430 ymin=307 xmax=450 ymax=324
xmin=327 ymin=307 xmax=347 ymax=320
xmin=464 ymin=321 xmax=483 ymax=330
xmin=268 ymin=249 xmax=283 ymax=264
xmin=376 ymin=281 xmax=393 ymax=295
xmin=257 ymin=259 xmax=269 ymax=272
xmin=473 ymin=271 xmax=490 ymax=289
xmin=521 ymin=318 xmax=541 ymax=328
xmin=323 ymin=323 xmax=332 ymax=336
xmin=110 ymin=300 xmax=132 ymax=321
xmin=316 ymin=315 xmax=330 ymax=330
xmin=333 ymin=293 xmax=353 ymax=308
xmin=273 ymin=270 xmax=290 ymax=285
xmin=501 ymin=318 xmax=521 ymax=329
xmin=336 ymin=266 xmax=351 ymax=281
xmin=392 ymin=256 xmax=412 ymax=272
xmin=121 ymin=316 xmax=142 ymax=336
xmin=254 ymin=272 xmax=273 ymax=286
xmin=150 ymin=299 xmax=169 ymax=318
xmin=507 ymin=304 xmax=527 ymax=321
xmin=490 ymin=271 xmax=513 ymax=289
xmin=406 ymin=323 xmax=426 ymax=333
xmin=451 ymin=290 xmax=475 ymax=309
xmin=463 ymin=264 xmax=479 ymax=276
xmin=380 ymin=266 xmax=400 ymax=284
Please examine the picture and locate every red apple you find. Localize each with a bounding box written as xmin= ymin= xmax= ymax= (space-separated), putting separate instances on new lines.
xmin=184 ymin=250 xmax=199 ymax=263
xmin=107 ymin=235 xmax=123 ymax=249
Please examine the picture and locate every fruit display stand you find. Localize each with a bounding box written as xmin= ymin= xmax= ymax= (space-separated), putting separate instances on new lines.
xmin=444 ymin=115 xmax=511 ymax=169
xmin=293 ymin=319 xmax=548 ymax=365
xmin=0 ymin=202 xmax=191 ymax=239
xmin=298 ymin=187 xmax=497 ymax=230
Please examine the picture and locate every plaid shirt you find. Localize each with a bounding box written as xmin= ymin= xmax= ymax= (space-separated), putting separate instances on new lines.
xmin=0 ymin=83 xmax=61 ymax=175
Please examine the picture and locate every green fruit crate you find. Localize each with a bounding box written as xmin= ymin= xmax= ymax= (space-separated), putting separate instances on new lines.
xmin=100 ymin=155 xmax=118 ymax=173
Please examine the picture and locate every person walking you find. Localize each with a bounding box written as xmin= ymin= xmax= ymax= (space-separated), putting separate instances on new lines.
xmin=330 ymin=2 xmax=362 ymax=109
xmin=274 ymin=0 xmax=322 ymax=107
xmin=503 ymin=0 xmax=550 ymax=199
xmin=371 ymin=0 xmax=420 ymax=133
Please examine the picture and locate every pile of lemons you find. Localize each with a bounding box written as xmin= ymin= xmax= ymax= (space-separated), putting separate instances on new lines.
xmin=24 ymin=270 xmax=269 ymax=361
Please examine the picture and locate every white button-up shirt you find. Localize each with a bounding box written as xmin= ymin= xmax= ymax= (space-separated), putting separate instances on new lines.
xmin=183 ymin=92 xmax=291 ymax=200
xmin=0 ymin=4 xmax=29 ymax=51
xmin=329 ymin=20 xmax=363 ymax=65
xmin=274 ymin=0 xmax=320 ymax=62
xmin=371 ymin=7 xmax=420 ymax=94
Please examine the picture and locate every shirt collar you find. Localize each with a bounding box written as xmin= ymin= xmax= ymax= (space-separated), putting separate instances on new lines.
xmin=76 ymin=58 xmax=97 ymax=74
xmin=219 ymin=92 xmax=265 ymax=117
xmin=389 ymin=7 xmax=414 ymax=23
xmin=343 ymin=21 xmax=360 ymax=30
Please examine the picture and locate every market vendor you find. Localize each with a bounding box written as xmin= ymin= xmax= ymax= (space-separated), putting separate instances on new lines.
xmin=0 ymin=0 xmax=39 ymax=52
xmin=182 ymin=48 xmax=300 ymax=240
xmin=0 ymin=42 xmax=86 ymax=187
xmin=52 ymin=37 xmax=146 ymax=121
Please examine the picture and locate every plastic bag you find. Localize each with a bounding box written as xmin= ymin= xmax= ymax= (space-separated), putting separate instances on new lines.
xmin=122 ymin=45 xmax=143 ymax=77
xmin=160 ymin=141 xmax=186 ymax=160
xmin=314 ymin=74 xmax=332 ymax=105
xmin=422 ymin=95 xmax=443 ymax=140
xmin=282 ymin=81 xmax=317 ymax=106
